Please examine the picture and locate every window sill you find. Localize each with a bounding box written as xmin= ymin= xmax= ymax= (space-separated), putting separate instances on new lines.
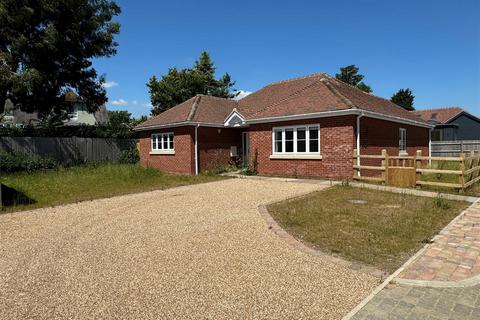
xmin=150 ymin=150 xmax=175 ymax=155
xmin=270 ymin=154 xmax=322 ymax=160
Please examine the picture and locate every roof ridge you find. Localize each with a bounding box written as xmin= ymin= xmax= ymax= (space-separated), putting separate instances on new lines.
xmin=413 ymin=107 xmax=464 ymax=112
xmin=195 ymin=94 xmax=235 ymax=102
xmin=320 ymin=78 xmax=355 ymax=108
xmin=265 ymin=72 xmax=328 ymax=86
xmin=187 ymin=95 xmax=201 ymax=121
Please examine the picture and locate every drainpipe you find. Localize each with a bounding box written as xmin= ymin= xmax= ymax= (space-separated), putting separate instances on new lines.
xmin=356 ymin=113 xmax=364 ymax=177
xmin=194 ymin=124 xmax=199 ymax=175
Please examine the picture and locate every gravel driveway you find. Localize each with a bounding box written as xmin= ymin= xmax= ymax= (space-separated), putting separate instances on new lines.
xmin=0 ymin=178 xmax=378 ymax=319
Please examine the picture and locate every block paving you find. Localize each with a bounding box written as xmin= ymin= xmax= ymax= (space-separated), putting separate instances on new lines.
xmin=398 ymin=202 xmax=480 ymax=282
xmin=351 ymin=283 xmax=480 ymax=320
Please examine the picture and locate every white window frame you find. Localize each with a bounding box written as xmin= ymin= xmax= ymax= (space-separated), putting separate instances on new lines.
xmin=270 ymin=124 xmax=322 ymax=159
xmin=150 ymin=132 xmax=175 ymax=155
xmin=399 ymin=128 xmax=407 ymax=153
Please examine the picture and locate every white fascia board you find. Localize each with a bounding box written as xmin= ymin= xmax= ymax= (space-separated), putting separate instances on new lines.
xmin=134 ymin=121 xmax=225 ymax=131
xmin=359 ymin=110 xmax=434 ymax=128
xmin=245 ymin=109 xmax=433 ymax=129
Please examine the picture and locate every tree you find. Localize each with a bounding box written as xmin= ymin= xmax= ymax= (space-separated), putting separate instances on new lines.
xmin=335 ymin=65 xmax=372 ymax=93
xmin=108 ymin=110 xmax=132 ymax=128
xmin=0 ymin=0 xmax=121 ymax=118
xmin=147 ymin=51 xmax=236 ymax=115
xmin=391 ymin=88 xmax=415 ymax=111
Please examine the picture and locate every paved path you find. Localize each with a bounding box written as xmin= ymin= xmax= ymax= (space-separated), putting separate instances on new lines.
xmin=349 ymin=200 xmax=480 ymax=320
xmin=0 ymin=179 xmax=379 ymax=320
xmin=398 ymin=201 xmax=480 ymax=283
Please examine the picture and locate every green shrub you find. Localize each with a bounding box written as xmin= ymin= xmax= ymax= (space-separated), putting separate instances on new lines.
xmin=0 ymin=151 xmax=58 ymax=173
xmin=118 ymin=146 xmax=140 ymax=164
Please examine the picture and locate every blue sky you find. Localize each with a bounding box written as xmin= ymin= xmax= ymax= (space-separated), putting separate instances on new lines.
xmin=94 ymin=0 xmax=480 ymax=118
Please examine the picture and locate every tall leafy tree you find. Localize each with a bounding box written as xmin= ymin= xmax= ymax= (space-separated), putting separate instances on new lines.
xmin=147 ymin=51 xmax=236 ymax=116
xmin=391 ymin=88 xmax=415 ymax=111
xmin=0 ymin=0 xmax=121 ymax=118
xmin=335 ymin=65 xmax=372 ymax=93
xmin=108 ymin=110 xmax=132 ymax=128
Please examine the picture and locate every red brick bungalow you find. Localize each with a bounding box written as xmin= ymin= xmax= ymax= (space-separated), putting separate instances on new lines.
xmin=135 ymin=73 xmax=432 ymax=179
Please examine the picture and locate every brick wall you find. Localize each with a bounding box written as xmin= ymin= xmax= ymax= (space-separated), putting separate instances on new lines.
xmin=359 ymin=117 xmax=430 ymax=156
xmin=248 ymin=116 xmax=357 ymax=179
xmin=138 ymin=126 xmax=195 ymax=174
xmin=198 ymin=127 xmax=242 ymax=171
xmin=357 ymin=117 xmax=430 ymax=176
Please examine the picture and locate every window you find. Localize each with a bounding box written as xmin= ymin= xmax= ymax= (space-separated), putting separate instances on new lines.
xmin=151 ymin=132 xmax=174 ymax=151
xmin=272 ymin=125 xmax=320 ymax=154
xmin=399 ymin=128 xmax=407 ymax=152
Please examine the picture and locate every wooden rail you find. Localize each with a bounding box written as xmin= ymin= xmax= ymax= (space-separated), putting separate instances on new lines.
xmin=353 ymin=149 xmax=480 ymax=191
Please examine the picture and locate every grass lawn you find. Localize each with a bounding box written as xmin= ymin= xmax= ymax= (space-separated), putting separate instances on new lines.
xmin=0 ymin=164 xmax=225 ymax=213
xmin=268 ymin=186 xmax=470 ymax=273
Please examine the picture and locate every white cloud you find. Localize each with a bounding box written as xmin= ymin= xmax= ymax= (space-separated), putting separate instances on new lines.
xmin=102 ymin=81 xmax=119 ymax=89
xmin=132 ymin=100 xmax=138 ymax=105
xmin=142 ymin=102 xmax=153 ymax=108
xmin=111 ymin=99 xmax=128 ymax=106
xmin=233 ymin=90 xmax=252 ymax=100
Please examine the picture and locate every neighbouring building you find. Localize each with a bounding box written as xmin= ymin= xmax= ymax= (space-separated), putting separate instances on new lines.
xmin=134 ymin=73 xmax=432 ymax=179
xmin=1 ymin=92 xmax=108 ymax=128
xmin=413 ymin=107 xmax=480 ymax=141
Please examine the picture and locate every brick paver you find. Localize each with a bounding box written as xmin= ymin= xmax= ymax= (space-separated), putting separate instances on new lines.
xmin=351 ymin=283 xmax=480 ymax=320
xmin=398 ymin=202 xmax=480 ymax=282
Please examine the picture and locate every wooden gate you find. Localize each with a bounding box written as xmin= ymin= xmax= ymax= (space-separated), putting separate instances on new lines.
xmin=386 ymin=157 xmax=416 ymax=188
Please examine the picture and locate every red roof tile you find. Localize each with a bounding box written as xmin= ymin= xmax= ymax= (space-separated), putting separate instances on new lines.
xmin=238 ymin=73 xmax=424 ymax=122
xmin=412 ymin=107 xmax=464 ymax=124
xmin=136 ymin=95 xmax=236 ymax=129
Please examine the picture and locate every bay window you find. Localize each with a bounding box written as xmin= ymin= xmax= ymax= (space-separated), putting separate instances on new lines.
xmin=272 ymin=125 xmax=320 ymax=156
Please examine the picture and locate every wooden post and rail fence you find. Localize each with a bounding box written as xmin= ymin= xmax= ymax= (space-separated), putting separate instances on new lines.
xmin=353 ymin=149 xmax=480 ymax=191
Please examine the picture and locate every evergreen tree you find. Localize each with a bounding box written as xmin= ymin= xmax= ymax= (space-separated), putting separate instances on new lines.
xmin=0 ymin=0 xmax=121 ymax=118
xmin=147 ymin=51 xmax=236 ymax=115
xmin=391 ymin=89 xmax=415 ymax=111
xmin=335 ymin=65 xmax=372 ymax=93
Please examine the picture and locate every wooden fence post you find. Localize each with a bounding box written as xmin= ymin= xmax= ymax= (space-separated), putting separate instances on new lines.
xmin=415 ymin=150 xmax=422 ymax=186
xmin=381 ymin=149 xmax=388 ymax=184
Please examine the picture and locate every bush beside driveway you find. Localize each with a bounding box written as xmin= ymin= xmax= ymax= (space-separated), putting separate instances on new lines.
xmin=0 ymin=179 xmax=378 ymax=320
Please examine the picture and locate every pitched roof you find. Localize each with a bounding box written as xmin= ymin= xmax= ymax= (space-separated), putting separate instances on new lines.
xmin=135 ymin=95 xmax=236 ymax=129
xmin=237 ymin=73 xmax=424 ymax=122
xmin=135 ymin=72 xmax=429 ymax=130
xmin=412 ymin=107 xmax=464 ymax=124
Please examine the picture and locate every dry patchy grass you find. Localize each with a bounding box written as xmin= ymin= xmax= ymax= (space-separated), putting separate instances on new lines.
xmin=268 ymin=186 xmax=469 ymax=273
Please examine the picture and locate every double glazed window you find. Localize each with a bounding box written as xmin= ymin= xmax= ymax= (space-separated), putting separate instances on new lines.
xmin=399 ymin=128 xmax=407 ymax=152
xmin=273 ymin=125 xmax=320 ymax=154
xmin=151 ymin=132 xmax=174 ymax=151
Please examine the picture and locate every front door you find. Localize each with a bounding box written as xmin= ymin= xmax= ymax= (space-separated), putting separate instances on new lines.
xmin=242 ymin=132 xmax=250 ymax=166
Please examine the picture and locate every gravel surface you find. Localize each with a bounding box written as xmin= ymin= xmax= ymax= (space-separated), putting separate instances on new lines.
xmin=0 ymin=179 xmax=379 ymax=319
